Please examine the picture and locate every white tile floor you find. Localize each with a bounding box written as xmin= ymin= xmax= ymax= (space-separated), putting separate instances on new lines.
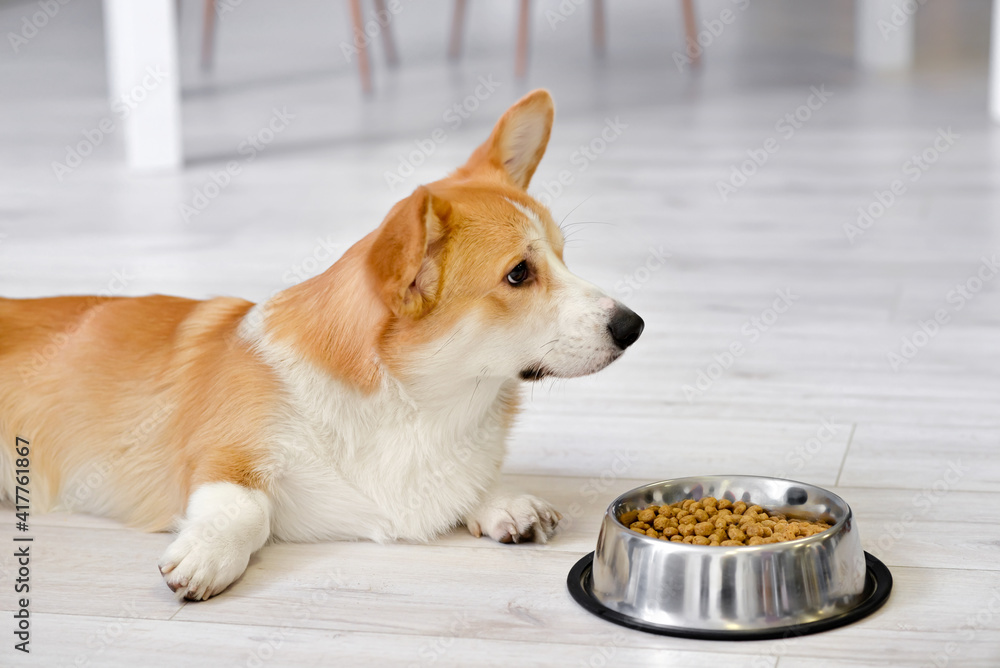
xmin=1 ymin=0 xmax=999 ymax=665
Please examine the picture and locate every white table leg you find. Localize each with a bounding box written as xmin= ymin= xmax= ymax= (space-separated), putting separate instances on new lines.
xmin=855 ymin=0 xmax=915 ymax=71
xmin=991 ymin=0 xmax=1000 ymax=121
xmin=102 ymin=0 xmax=183 ymax=170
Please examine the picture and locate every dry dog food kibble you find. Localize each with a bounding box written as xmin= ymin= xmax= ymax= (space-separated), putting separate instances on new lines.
xmin=618 ymin=496 xmax=831 ymax=546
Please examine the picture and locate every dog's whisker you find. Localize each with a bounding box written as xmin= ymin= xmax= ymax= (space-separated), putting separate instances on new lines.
xmin=562 ymin=223 xmax=614 ymax=242
xmin=469 ymin=373 xmax=484 ymax=409
xmin=426 ymin=329 xmax=460 ymax=360
xmin=561 ymin=220 xmax=617 ymax=228
xmin=528 ymin=346 xmax=559 ymax=386
xmin=558 ymin=196 xmax=594 ymax=228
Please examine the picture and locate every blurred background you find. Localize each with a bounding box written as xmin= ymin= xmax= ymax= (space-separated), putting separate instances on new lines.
xmin=1 ymin=0 xmax=998 ymax=483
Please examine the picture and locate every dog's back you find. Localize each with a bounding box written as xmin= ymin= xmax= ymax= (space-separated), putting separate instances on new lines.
xmin=0 ymin=295 xmax=265 ymax=530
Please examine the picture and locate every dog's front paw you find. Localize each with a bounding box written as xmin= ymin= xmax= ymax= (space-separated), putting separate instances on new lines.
xmin=157 ymin=529 xmax=251 ymax=601
xmin=465 ymin=494 xmax=562 ymax=544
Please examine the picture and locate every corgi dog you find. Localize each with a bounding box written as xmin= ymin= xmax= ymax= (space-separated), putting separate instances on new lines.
xmin=0 ymin=90 xmax=643 ymax=600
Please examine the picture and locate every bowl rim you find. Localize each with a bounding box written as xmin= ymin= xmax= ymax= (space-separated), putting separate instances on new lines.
xmin=606 ymin=474 xmax=852 ymax=551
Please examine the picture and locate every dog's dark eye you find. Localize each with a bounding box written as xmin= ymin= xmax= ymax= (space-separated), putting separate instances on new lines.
xmin=506 ymin=261 xmax=530 ymax=286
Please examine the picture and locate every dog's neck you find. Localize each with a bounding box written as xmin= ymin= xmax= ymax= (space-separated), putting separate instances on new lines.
xmin=241 ymin=311 xmax=520 ymax=449
xmin=241 ymin=266 xmax=521 ymax=440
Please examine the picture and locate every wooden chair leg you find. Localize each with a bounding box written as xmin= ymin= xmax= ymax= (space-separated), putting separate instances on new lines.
xmin=201 ymin=0 xmax=217 ymax=71
xmin=448 ymin=0 xmax=467 ymax=60
xmin=515 ymin=0 xmax=530 ymax=78
xmin=592 ymin=0 xmax=605 ymax=55
xmin=348 ymin=0 xmax=373 ymax=93
xmin=373 ymin=0 xmax=399 ymax=67
xmin=681 ymin=0 xmax=699 ymax=69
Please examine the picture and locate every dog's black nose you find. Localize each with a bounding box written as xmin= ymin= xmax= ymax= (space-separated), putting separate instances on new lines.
xmin=608 ymin=306 xmax=644 ymax=350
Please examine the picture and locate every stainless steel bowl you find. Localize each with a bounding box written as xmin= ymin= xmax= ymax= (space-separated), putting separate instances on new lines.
xmin=588 ymin=475 xmax=871 ymax=635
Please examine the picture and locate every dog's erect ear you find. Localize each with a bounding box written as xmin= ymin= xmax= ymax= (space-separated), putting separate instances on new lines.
xmin=368 ymin=186 xmax=450 ymax=317
xmin=462 ymin=89 xmax=554 ymax=189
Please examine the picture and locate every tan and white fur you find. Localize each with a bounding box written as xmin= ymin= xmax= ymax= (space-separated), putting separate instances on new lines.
xmin=0 ymin=90 xmax=644 ymax=600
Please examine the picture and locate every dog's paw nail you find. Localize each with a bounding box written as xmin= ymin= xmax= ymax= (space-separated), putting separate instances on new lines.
xmin=466 ymin=520 xmax=483 ymax=538
xmin=471 ymin=496 xmax=561 ymax=545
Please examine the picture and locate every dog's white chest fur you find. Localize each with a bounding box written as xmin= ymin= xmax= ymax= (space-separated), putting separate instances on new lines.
xmin=240 ymin=310 xmax=513 ymax=544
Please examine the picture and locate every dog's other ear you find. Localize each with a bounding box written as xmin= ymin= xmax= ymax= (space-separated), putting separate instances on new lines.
xmin=461 ymin=89 xmax=554 ymax=189
xmin=368 ymin=186 xmax=450 ymax=317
